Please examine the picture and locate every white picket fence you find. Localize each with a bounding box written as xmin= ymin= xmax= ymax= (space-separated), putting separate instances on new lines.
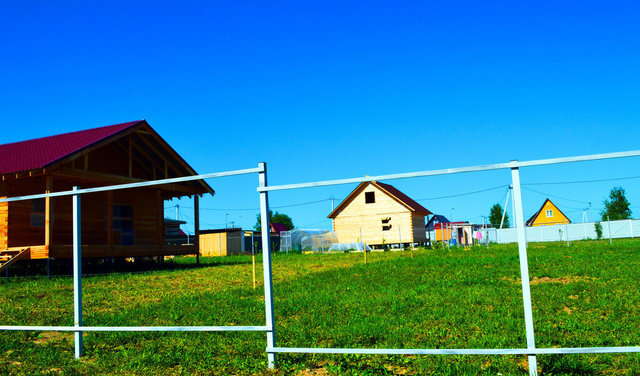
xmin=480 ymin=219 xmax=639 ymax=244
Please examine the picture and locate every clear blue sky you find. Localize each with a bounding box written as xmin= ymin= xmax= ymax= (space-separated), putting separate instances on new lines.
xmin=1 ymin=1 xmax=639 ymax=232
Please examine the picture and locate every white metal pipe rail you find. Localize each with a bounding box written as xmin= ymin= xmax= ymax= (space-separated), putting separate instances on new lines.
xmin=258 ymin=150 xmax=640 ymax=192
xmin=0 ymin=326 xmax=268 ymax=332
xmin=268 ymin=346 xmax=640 ymax=355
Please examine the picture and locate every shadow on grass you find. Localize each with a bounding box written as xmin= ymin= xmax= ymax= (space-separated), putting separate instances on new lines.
xmin=1 ymin=254 xmax=256 ymax=279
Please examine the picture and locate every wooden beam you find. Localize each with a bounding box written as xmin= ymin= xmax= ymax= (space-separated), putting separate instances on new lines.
xmin=51 ymin=168 xmax=207 ymax=194
xmin=128 ymin=134 xmax=133 ymax=178
xmin=45 ymin=176 xmax=53 ymax=248
xmin=107 ymin=191 xmax=113 ymax=251
xmin=194 ymin=195 xmax=200 ymax=262
xmin=111 ymin=138 xmax=155 ymax=179
xmin=156 ymin=190 xmax=163 ymax=247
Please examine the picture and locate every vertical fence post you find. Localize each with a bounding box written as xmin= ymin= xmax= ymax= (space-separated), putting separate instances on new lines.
xmin=608 ymin=215 xmax=612 ymax=244
xmin=258 ymin=163 xmax=276 ymax=369
xmin=72 ymin=186 xmax=83 ymax=359
xmin=251 ymin=232 xmax=256 ymax=290
xmin=510 ymin=165 xmax=538 ymax=376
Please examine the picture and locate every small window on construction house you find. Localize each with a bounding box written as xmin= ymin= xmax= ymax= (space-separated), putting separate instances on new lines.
xmin=382 ymin=218 xmax=392 ymax=231
xmin=365 ymin=191 xmax=375 ymax=204
xmin=31 ymin=199 xmax=45 ymax=228
xmin=546 ymin=210 xmax=553 ymax=217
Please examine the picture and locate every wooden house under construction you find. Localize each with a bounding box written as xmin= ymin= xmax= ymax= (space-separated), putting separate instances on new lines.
xmin=0 ymin=120 xmax=213 ymax=271
xmin=328 ymin=181 xmax=431 ymax=247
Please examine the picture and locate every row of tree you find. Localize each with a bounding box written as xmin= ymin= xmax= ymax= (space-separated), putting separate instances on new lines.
xmin=488 ymin=186 xmax=632 ymax=228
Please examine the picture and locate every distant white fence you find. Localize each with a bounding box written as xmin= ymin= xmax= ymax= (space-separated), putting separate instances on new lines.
xmin=480 ymin=219 xmax=639 ymax=244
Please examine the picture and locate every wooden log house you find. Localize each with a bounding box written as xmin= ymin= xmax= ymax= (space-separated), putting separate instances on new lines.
xmin=328 ymin=181 xmax=431 ymax=247
xmin=0 ymin=120 xmax=213 ymax=270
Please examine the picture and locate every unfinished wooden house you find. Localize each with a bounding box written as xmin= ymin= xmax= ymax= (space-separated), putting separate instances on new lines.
xmin=327 ymin=181 xmax=431 ymax=247
xmin=0 ymin=120 xmax=213 ymax=271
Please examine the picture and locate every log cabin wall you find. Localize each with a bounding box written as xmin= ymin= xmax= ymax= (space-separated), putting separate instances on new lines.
xmin=0 ymin=197 xmax=7 ymax=250
xmin=6 ymin=176 xmax=46 ymax=248
xmin=333 ymin=184 xmax=414 ymax=245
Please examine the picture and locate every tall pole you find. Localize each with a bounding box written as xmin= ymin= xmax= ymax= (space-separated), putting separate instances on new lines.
xmin=72 ymin=186 xmax=83 ymax=359
xmin=251 ymin=232 xmax=256 ymax=289
xmin=500 ymin=186 xmax=511 ymax=229
xmin=510 ymin=165 xmax=538 ymax=376
xmin=258 ymin=163 xmax=276 ymax=369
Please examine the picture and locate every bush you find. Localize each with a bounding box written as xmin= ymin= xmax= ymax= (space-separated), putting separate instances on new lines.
xmin=595 ymin=222 xmax=603 ymax=239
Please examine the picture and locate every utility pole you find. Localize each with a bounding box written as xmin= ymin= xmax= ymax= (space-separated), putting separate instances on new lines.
xmin=500 ymin=186 xmax=511 ymax=229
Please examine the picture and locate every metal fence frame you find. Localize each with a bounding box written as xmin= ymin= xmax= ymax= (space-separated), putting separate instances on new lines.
xmin=2 ymin=151 xmax=640 ymax=375
xmin=257 ymin=150 xmax=640 ymax=376
xmin=0 ymin=165 xmax=276 ymax=364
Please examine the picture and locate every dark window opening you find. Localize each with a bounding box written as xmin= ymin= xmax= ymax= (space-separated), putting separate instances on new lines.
xmin=31 ymin=199 xmax=45 ymax=228
xmin=382 ymin=224 xmax=392 ymax=231
xmin=111 ymin=204 xmax=135 ymax=245
xmin=365 ymin=191 xmax=375 ymax=204
xmin=381 ymin=217 xmax=391 ymax=224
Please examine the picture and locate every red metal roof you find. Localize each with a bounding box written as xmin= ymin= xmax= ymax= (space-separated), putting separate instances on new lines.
xmin=270 ymin=222 xmax=288 ymax=234
xmin=328 ymin=181 xmax=432 ymax=218
xmin=375 ymin=181 xmax=432 ymax=215
xmin=0 ymin=120 xmax=144 ymax=174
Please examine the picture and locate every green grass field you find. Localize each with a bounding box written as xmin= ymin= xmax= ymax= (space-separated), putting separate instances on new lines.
xmin=1 ymin=239 xmax=639 ymax=375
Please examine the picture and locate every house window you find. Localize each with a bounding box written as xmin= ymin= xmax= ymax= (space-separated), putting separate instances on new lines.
xmin=382 ymin=218 xmax=392 ymax=231
xmin=365 ymin=191 xmax=375 ymax=204
xmin=31 ymin=199 xmax=45 ymax=228
xmin=546 ymin=210 xmax=553 ymax=217
xmin=113 ymin=204 xmax=135 ymax=245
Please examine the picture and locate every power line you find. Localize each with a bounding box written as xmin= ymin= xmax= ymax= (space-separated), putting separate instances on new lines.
xmin=165 ymin=198 xmax=336 ymax=212
xmin=523 ymin=175 xmax=640 ymax=186
xmin=416 ymin=185 xmax=509 ymax=201
xmin=522 ymin=186 xmax=590 ymax=205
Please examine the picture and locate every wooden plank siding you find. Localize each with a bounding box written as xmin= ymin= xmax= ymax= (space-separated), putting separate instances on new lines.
xmin=0 ymin=197 xmax=7 ymax=250
xmin=332 ymin=184 xmax=425 ymax=245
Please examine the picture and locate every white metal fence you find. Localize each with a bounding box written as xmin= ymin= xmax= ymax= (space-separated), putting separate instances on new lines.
xmin=481 ymin=218 xmax=640 ymax=244
xmin=3 ymin=151 xmax=640 ymax=376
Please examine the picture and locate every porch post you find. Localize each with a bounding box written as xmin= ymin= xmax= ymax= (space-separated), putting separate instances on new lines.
xmin=194 ymin=195 xmax=200 ymax=265
xmin=45 ymin=176 xmax=53 ymax=250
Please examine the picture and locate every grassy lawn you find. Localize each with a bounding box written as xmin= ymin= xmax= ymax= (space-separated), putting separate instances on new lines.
xmin=0 ymin=239 xmax=639 ymax=375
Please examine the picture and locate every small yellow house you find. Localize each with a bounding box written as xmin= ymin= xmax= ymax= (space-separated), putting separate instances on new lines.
xmin=327 ymin=181 xmax=431 ymax=246
xmin=525 ymin=199 xmax=571 ymax=226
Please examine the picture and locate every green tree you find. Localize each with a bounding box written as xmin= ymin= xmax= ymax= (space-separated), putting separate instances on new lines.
xmin=489 ymin=203 xmax=509 ymax=228
xmin=600 ymin=186 xmax=632 ymax=220
xmin=254 ymin=210 xmax=294 ymax=231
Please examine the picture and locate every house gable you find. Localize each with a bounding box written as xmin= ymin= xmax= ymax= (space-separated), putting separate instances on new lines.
xmin=526 ymin=199 xmax=571 ymax=226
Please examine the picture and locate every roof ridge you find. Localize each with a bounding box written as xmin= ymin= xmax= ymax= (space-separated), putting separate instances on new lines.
xmin=0 ymin=120 xmax=144 ymax=148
